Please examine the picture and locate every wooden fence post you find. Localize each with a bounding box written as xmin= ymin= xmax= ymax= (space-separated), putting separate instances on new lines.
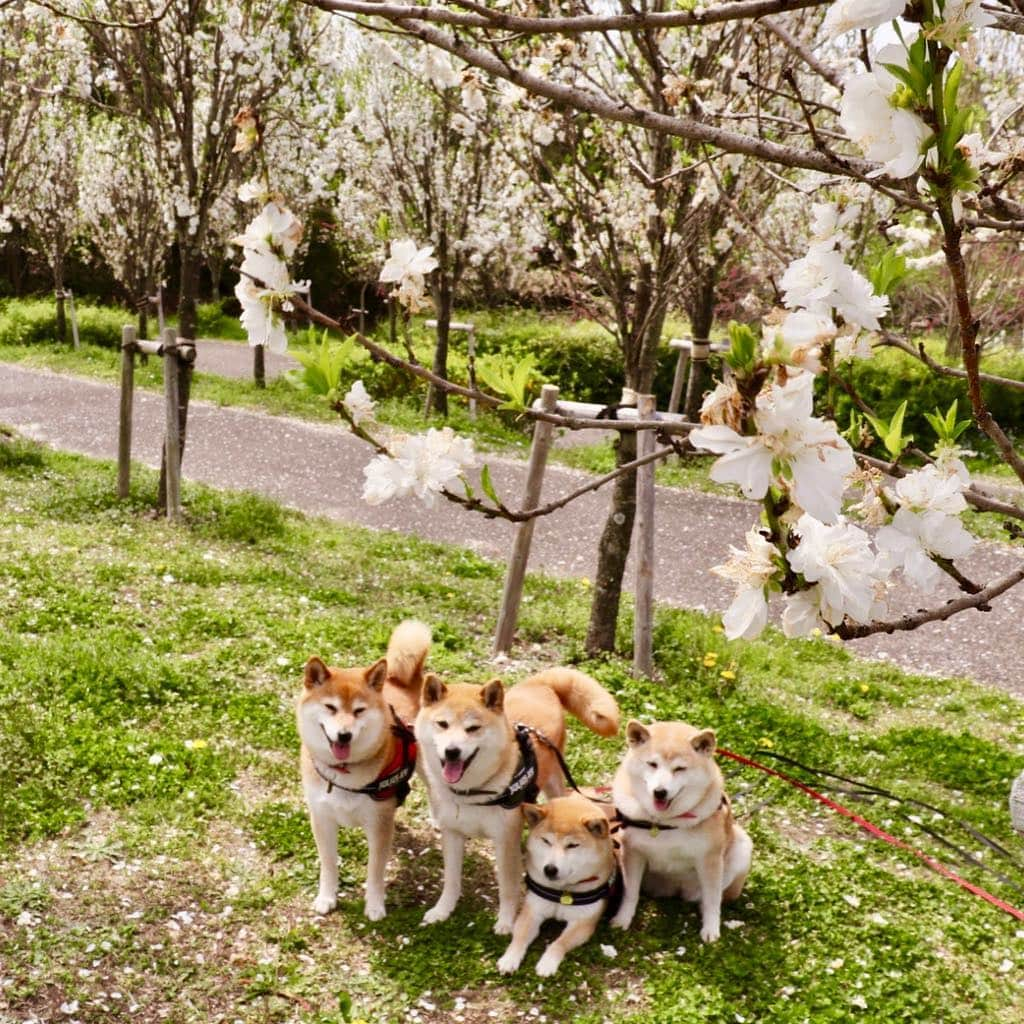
xmin=633 ymin=393 xmax=656 ymax=677
xmin=667 ymin=339 xmax=690 ymax=415
xmin=118 ymin=324 xmax=136 ymax=499
xmin=494 ymin=384 xmax=559 ymax=654
xmin=161 ymin=327 xmax=181 ymax=521
xmin=67 ymin=288 xmax=80 ymax=351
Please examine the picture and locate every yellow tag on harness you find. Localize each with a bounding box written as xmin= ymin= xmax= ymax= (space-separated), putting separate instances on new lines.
xmin=650 ymin=825 xmax=660 ymax=837
xmin=560 ymin=893 xmax=574 ymax=905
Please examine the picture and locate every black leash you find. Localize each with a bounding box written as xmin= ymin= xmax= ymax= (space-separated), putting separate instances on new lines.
xmin=755 ymin=749 xmax=1024 ymax=893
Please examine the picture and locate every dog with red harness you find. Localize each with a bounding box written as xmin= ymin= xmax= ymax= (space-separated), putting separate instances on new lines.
xmin=297 ymin=620 xmax=430 ymax=920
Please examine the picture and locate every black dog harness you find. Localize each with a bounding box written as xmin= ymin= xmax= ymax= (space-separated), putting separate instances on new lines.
xmin=612 ymin=794 xmax=728 ymax=836
xmin=451 ymin=724 xmax=540 ymax=809
xmin=314 ymin=708 xmax=417 ymax=806
xmin=525 ymin=869 xmax=623 ymax=917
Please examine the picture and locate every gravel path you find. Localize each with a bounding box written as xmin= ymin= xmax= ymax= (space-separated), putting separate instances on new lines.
xmin=2 ymin=359 xmax=1022 ymax=696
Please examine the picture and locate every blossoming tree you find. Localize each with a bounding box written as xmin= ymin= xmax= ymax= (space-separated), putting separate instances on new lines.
xmin=232 ymin=0 xmax=1024 ymax=656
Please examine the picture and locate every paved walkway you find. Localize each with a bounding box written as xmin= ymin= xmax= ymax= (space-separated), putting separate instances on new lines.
xmin=2 ymin=357 xmax=1022 ymax=697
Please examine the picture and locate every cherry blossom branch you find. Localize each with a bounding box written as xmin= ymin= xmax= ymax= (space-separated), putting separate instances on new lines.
xmin=24 ymin=0 xmax=175 ymax=30
xmin=834 ymin=563 xmax=1024 ymax=639
xmin=432 ymin=443 xmax=681 ymax=523
xmin=855 ymin=452 xmax=1024 ymax=522
xmin=307 ymin=0 xmax=830 ymax=34
xmin=878 ymin=333 xmax=1024 ymax=394
xmin=938 ymin=200 xmax=1024 ymax=485
xmin=760 ymin=18 xmax=843 ymax=90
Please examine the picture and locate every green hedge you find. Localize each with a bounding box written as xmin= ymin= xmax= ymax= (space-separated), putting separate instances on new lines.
xmin=833 ymin=345 xmax=1024 ymax=448
xmin=0 ymin=298 xmax=126 ymax=348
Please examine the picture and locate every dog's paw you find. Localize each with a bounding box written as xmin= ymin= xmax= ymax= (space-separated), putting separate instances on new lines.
xmin=700 ymin=924 xmax=720 ymax=944
xmin=364 ymin=899 xmax=386 ymax=922
xmin=421 ymin=903 xmax=453 ymax=926
xmin=493 ymin=915 xmax=515 ymax=936
xmin=313 ymin=893 xmax=337 ymax=915
xmin=535 ymin=951 xmax=562 ymax=977
xmin=610 ymin=911 xmax=633 ymax=930
xmin=496 ymin=950 xmax=522 ymax=975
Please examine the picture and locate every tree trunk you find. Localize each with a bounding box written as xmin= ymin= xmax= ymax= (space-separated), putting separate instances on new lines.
xmin=177 ymin=241 xmax=201 ymax=341
xmin=157 ymin=354 xmax=193 ymax=514
xmin=585 ymin=429 xmax=638 ymax=654
xmin=254 ymin=344 xmax=266 ymax=388
xmin=425 ymin=275 xmax=452 ymax=417
xmin=54 ymin=257 xmax=67 ymax=345
xmin=684 ymin=272 xmax=718 ymax=419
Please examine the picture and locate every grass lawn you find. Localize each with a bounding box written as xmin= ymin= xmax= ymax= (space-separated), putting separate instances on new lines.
xmin=2 ymin=436 xmax=1024 ymax=1023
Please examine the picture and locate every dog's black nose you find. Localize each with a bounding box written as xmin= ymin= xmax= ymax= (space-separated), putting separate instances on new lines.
xmin=543 ymin=864 xmax=559 ymax=880
xmin=337 ymin=731 xmax=352 ymax=744
xmin=653 ymin=787 xmax=667 ymax=801
xmin=444 ymin=746 xmax=462 ymax=762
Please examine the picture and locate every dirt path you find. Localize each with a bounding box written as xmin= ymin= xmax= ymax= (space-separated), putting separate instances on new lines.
xmin=2 ymin=359 xmax=1022 ymax=697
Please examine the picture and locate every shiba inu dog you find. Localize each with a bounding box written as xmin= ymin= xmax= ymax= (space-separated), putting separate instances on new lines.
xmin=416 ymin=668 xmax=619 ymax=934
xmin=610 ymin=720 xmax=752 ymax=943
xmin=497 ymin=794 xmax=620 ymax=977
xmin=297 ymin=620 xmax=431 ymax=920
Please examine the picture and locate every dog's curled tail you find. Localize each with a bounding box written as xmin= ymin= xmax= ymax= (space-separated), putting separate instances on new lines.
xmin=525 ymin=668 xmax=620 ymax=738
xmin=386 ymin=619 xmax=431 ymax=688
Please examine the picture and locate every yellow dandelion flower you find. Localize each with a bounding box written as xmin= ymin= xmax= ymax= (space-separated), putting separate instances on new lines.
xmin=758 ymin=737 xmax=775 ymax=749
xmin=720 ymin=670 xmax=736 ymax=681
xmin=859 ymin=683 xmax=870 ymax=694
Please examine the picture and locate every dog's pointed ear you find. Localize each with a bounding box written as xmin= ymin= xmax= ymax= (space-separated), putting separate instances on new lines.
xmin=422 ymin=673 xmax=447 ymax=705
xmin=365 ymin=657 xmax=388 ymax=692
xmin=584 ymin=815 xmax=610 ymax=839
xmin=481 ymin=678 xmax=505 ymax=711
xmin=626 ymin=720 xmax=650 ymax=748
xmin=691 ymin=729 xmax=717 ymax=756
xmin=304 ymin=656 xmax=330 ymax=689
xmin=522 ymin=804 xmax=546 ymax=830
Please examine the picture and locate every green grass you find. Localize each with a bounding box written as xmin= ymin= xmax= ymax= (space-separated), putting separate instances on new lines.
xmin=1 ymin=437 xmax=1023 ymax=1023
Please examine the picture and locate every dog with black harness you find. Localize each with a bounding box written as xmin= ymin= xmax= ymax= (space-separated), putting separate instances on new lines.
xmin=497 ymin=793 xmax=622 ymax=976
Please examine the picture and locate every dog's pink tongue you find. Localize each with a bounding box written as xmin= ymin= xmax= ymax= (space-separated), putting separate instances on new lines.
xmin=443 ymin=760 xmax=466 ymax=784
xmin=654 ymin=797 xmax=670 ymax=812
xmin=330 ymin=741 xmax=351 ymax=762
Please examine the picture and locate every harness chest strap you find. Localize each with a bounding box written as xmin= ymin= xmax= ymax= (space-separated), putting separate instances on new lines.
xmin=612 ymin=794 xmax=728 ymax=836
xmin=451 ymin=724 xmax=540 ymax=809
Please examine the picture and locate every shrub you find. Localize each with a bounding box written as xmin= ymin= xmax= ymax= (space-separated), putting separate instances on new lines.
xmin=0 ymin=298 xmax=126 ymax=348
xmin=833 ymin=344 xmax=1024 ymax=450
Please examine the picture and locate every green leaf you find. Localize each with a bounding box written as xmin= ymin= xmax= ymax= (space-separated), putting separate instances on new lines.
xmin=869 ymin=249 xmax=908 ymax=295
xmin=480 ymin=463 xmax=500 ymax=506
xmin=725 ymin=321 xmax=757 ymax=373
xmin=865 ymin=400 xmax=913 ymax=460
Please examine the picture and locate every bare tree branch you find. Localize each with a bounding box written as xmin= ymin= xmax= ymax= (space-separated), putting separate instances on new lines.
xmin=834 ymin=563 xmax=1024 ymax=638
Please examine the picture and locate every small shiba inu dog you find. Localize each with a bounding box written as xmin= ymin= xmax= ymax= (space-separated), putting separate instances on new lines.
xmin=497 ymin=794 xmax=620 ymax=977
xmin=297 ymin=620 xmax=431 ymax=920
xmin=610 ymin=720 xmax=752 ymax=943
xmin=416 ymin=668 xmax=619 ymax=934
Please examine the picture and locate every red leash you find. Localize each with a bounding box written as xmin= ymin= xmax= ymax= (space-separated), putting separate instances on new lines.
xmin=717 ymin=747 xmax=1024 ymax=923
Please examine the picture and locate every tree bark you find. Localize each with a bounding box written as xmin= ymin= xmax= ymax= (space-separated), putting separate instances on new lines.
xmin=254 ymin=344 xmax=266 ymax=388
xmin=683 ymin=270 xmax=718 ymax=419
xmin=585 ymin=429 xmax=638 ymax=653
xmin=156 ymin=354 xmax=193 ymax=514
xmin=177 ymin=240 xmax=201 ymax=342
xmin=425 ymin=272 xmax=452 ymax=417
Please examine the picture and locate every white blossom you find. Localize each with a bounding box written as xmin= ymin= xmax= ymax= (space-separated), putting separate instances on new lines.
xmin=786 ymin=514 xmax=886 ymax=627
xmin=362 ymin=427 xmax=476 ymax=508
xmin=689 ymin=374 xmax=855 ymax=522
xmin=822 ymin=0 xmax=905 ymax=39
xmin=342 ymin=380 xmax=375 ymax=425
xmin=840 ymin=66 xmax=931 ymax=180
xmin=711 ymin=528 xmax=782 ymax=640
